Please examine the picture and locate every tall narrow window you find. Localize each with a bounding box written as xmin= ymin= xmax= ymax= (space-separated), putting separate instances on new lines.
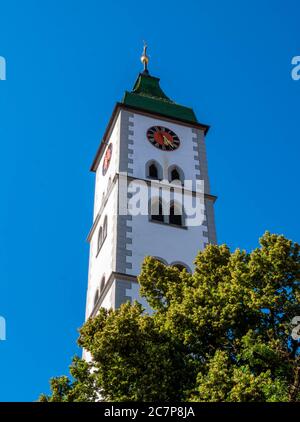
xmin=151 ymin=200 xmax=164 ymax=222
xmin=97 ymin=227 xmax=103 ymax=252
xmin=94 ymin=289 xmax=99 ymax=306
xmin=149 ymin=163 xmax=158 ymax=179
xmin=168 ymin=165 xmax=184 ymax=184
xmin=169 ymin=203 xmax=183 ymax=226
xmin=107 ymin=177 xmax=112 ymax=194
xmin=100 ymin=277 xmax=105 ymax=294
xmin=103 ymin=216 xmax=108 ymax=241
xmin=146 ymin=160 xmax=162 ymax=180
xmin=171 ymin=168 xmax=180 ymax=182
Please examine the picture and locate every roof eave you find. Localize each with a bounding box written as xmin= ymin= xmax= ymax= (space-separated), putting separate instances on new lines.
xmin=90 ymin=102 xmax=210 ymax=173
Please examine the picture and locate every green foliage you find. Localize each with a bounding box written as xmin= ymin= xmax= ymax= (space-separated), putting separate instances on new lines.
xmin=39 ymin=357 xmax=97 ymax=402
xmin=40 ymin=232 xmax=300 ymax=402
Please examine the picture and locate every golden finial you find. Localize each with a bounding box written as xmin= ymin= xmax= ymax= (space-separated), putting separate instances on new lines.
xmin=141 ymin=41 xmax=149 ymax=74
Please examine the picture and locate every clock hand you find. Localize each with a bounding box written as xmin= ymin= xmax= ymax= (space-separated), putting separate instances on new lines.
xmin=162 ymin=135 xmax=174 ymax=148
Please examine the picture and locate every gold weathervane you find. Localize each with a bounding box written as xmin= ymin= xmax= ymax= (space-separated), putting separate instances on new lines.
xmin=141 ymin=42 xmax=149 ymax=74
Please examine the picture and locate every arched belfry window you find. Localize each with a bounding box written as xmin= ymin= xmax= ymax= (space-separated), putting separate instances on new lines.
xmin=169 ymin=202 xmax=183 ymax=226
xmin=149 ymin=163 xmax=158 ymax=179
xmin=171 ymin=168 xmax=180 ymax=181
xmin=171 ymin=262 xmax=191 ymax=273
xmin=150 ymin=198 xmax=185 ymax=228
xmin=173 ymin=263 xmax=186 ymax=271
xmin=150 ymin=198 xmax=164 ymax=223
xmin=153 ymin=257 xmax=168 ymax=265
xmin=168 ymin=165 xmax=184 ymax=184
xmin=146 ymin=160 xmax=163 ymax=180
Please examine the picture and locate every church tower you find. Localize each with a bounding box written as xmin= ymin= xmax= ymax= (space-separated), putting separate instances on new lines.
xmin=85 ymin=47 xmax=217 ymax=320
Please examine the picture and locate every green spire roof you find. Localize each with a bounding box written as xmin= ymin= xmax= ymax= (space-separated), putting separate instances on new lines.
xmin=121 ymin=72 xmax=198 ymax=124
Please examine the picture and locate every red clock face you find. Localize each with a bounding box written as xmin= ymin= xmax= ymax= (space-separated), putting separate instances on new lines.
xmin=102 ymin=143 xmax=113 ymax=176
xmin=147 ymin=126 xmax=180 ymax=151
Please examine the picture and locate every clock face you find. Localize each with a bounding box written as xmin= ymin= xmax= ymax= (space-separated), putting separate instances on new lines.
xmin=146 ymin=126 xmax=180 ymax=151
xmin=102 ymin=143 xmax=113 ymax=176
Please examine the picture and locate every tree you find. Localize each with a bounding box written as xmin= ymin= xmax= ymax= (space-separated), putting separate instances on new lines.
xmin=40 ymin=232 xmax=300 ymax=402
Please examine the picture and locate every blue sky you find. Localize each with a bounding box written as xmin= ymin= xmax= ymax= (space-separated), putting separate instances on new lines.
xmin=0 ymin=0 xmax=299 ymax=401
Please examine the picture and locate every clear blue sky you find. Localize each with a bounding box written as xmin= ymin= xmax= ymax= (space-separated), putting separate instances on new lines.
xmin=0 ymin=0 xmax=299 ymax=401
